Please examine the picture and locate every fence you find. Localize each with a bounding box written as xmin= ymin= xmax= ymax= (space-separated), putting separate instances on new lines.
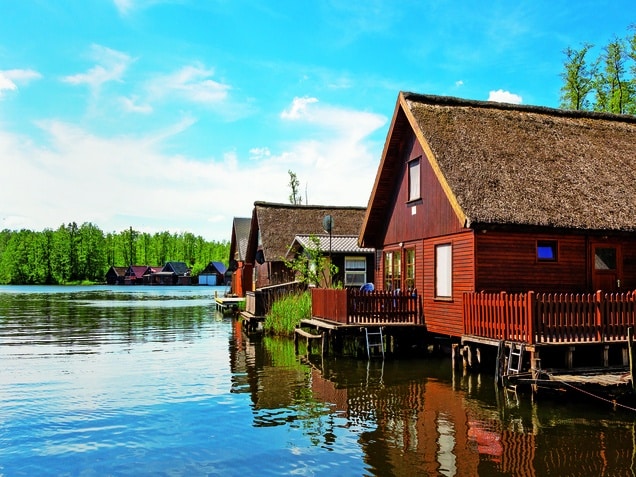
xmin=311 ymin=288 xmax=422 ymax=325
xmin=463 ymin=290 xmax=636 ymax=344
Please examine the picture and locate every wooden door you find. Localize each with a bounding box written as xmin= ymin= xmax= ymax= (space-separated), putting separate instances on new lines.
xmin=591 ymin=243 xmax=622 ymax=292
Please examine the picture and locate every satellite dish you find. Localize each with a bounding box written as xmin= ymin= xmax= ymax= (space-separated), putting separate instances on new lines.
xmin=322 ymin=215 xmax=334 ymax=233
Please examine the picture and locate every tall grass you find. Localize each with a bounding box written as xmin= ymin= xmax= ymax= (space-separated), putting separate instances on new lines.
xmin=264 ymin=290 xmax=311 ymax=336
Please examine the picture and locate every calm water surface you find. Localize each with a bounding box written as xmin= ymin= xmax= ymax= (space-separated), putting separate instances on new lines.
xmin=1 ymin=285 xmax=636 ymax=476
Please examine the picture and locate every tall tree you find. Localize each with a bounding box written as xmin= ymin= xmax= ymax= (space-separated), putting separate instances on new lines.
xmin=595 ymin=38 xmax=632 ymax=114
xmin=560 ymin=44 xmax=595 ymax=110
xmin=288 ymin=170 xmax=302 ymax=205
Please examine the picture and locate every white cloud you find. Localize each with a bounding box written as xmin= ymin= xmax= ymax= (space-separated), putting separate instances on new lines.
xmin=0 ymin=69 xmax=42 ymax=97
xmin=455 ymin=80 xmax=464 ymax=87
xmin=120 ymin=95 xmax=153 ymax=114
xmin=148 ymin=64 xmax=230 ymax=105
xmin=62 ymin=45 xmax=132 ymax=91
xmin=281 ymin=96 xmax=319 ymax=120
xmin=488 ymin=89 xmax=522 ymax=104
xmin=0 ymin=97 xmax=386 ymax=241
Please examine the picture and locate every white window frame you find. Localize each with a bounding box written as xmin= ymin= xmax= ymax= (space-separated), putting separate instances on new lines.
xmin=408 ymin=158 xmax=421 ymax=201
xmin=344 ymin=256 xmax=367 ymax=287
xmin=435 ymin=243 xmax=452 ymax=299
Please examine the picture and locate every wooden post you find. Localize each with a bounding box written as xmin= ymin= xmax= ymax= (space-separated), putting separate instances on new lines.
xmin=628 ymin=327 xmax=635 ymax=391
xmin=526 ymin=291 xmax=535 ymax=345
xmin=494 ymin=341 xmax=504 ymax=387
xmin=567 ymin=346 xmax=575 ymax=369
xmin=596 ymin=290 xmax=603 ymax=342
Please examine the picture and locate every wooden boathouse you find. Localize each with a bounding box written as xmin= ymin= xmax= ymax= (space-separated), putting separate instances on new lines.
xmin=333 ymin=91 xmax=636 ymax=391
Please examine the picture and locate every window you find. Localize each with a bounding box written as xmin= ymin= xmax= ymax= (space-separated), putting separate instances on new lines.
xmin=384 ymin=250 xmax=401 ymax=291
xmin=344 ymin=256 xmax=367 ymax=286
xmin=595 ymin=247 xmax=617 ymax=270
xmin=405 ymin=248 xmax=415 ymax=290
xmin=537 ymin=240 xmax=558 ymax=261
xmin=435 ymin=243 xmax=452 ymax=298
xmin=408 ymin=158 xmax=421 ymax=201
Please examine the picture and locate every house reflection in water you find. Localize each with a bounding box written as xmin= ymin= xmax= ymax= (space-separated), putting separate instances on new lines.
xmin=230 ymin=327 xmax=635 ymax=476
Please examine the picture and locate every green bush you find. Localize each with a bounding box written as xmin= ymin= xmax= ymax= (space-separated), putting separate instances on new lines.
xmin=264 ymin=291 xmax=311 ymax=336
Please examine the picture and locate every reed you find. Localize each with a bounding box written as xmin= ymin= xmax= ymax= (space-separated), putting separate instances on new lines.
xmin=264 ymin=290 xmax=312 ymax=336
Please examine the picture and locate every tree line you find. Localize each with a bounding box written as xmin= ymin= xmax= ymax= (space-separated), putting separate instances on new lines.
xmin=560 ymin=25 xmax=636 ymax=113
xmin=0 ymin=222 xmax=230 ymax=285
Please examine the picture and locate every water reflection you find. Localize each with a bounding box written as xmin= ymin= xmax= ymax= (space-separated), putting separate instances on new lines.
xmin=2 ymin=286 xmax=636 ymax=476
xmin=0 ymin=286 xmax=217 ymax=350
xmin=232 ymin=327 xmax=636 ymax=477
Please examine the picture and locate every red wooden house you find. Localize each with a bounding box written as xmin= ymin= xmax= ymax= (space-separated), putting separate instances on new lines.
xmin=357 ymin=92 xmax=636 ymax=356
xmin=228 ymin=217 xmax=252 ymax=296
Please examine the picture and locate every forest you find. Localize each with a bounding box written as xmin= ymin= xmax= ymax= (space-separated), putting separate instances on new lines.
xmin=0 ymin=222 xmax=230 ymax=285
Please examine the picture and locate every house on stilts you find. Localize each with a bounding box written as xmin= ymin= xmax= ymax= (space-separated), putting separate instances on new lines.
xmin=312 ymin=91 xmax=636 ymax=392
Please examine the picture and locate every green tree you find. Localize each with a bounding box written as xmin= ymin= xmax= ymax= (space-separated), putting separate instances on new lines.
xmin=284 ymin=234 xmax=337 ymax=287
xmin=594 ymin=38 xmax=633 ymax=114
xmin=288 ymin=170 xmax=302 ymax=205
xmin=560 ymin=43 xmax=595 ymax=110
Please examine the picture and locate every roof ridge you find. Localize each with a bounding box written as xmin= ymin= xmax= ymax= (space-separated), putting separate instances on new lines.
xmin=402 ymin=91 xmax=636 ymax=124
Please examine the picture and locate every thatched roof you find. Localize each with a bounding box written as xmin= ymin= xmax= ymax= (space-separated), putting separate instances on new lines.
xmin=230 ymin=217 xmax=251 ymax=262
xmin=248 ymin=202 xmax=366 ymax=262
xmin=363 ymin=92 xmax=636 ymax=242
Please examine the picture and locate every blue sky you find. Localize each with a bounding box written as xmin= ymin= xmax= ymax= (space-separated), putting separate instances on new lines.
xmin=0 ymin=1 xmax=633 ymax=241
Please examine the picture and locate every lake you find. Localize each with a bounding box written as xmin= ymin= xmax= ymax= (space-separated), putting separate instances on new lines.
xmin=1 ymin=285 xmax=635 ymax=476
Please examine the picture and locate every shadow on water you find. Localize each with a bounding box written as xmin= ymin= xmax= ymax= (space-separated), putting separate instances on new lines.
xmin=232 ymin=328 xmax=636 ymax=477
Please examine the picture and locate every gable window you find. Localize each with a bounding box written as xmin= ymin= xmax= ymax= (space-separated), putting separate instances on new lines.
xmin=537 ymin=240 xmax=558 ymax=261
xmin=405 ymin=248 xmax=415 ymax=290
xmin=408 ymin=157 xmax=421 ymax=202
xmin=384 ymin=251 xmax=402 ymax=291
xmin=344 ymin=256 xmax=367 ymax=287
xmin=435 ymin=243 xmax=452 ymax=299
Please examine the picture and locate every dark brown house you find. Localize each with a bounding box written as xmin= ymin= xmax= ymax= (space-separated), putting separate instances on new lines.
xmin=246 ymin=202 xmax=367 ymax=289
xmin=359 ymin=92 xmax=636 ymax=339
xmin=228 ymin=217 xmax=252 ymax=296
xmin=286 ymin=234 xmax=375 ymax=288
xmin=105 ymin=266 xmax=127 ymax=285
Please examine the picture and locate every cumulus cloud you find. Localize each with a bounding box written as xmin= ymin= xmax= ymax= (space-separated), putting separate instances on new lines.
xmin=488 ymin=89 xmax=522 ymax=104
xmin=0 ymin=69 xmax=42 ymax=97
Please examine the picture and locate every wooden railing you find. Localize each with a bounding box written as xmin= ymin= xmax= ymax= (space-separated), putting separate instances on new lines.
xmin=311 ymin=288 xmax=423 ymax=325
xmin=246 ymin=281 xmax=304 ymax=316
xmin=464 ymin=290 xmax=636 ymax=344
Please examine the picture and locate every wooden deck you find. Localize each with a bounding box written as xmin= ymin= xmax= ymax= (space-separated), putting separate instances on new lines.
xmin=214 ymin=296 xmax=245 ymax=313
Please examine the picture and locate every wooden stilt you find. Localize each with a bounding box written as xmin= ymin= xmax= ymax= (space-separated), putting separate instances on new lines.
xmin=628 ymin=328 xmax=635 ymax=391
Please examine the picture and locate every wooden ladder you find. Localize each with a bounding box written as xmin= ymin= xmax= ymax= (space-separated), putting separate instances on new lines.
xmin=507 ymin=342 xmax=525 ymax=374
xmin=364 ymin=327 xmax=384 ymax=359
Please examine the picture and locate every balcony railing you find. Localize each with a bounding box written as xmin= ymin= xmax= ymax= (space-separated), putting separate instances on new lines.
xmin=311 ymin=288 xmax=423 ymax=325
xmin=463 ymin=290 xmax=636 ymax=344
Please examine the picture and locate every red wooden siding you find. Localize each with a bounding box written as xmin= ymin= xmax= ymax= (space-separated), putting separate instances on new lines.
xmin=475 ymin=231 xmax=588 ymax=293
xmin=475 ymin=231 xmax=636 ymax=294
xmin=422 ymin=231 xmax=475 ymax=337
xmin=382 ymin=131 xmax=464 ymax=246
